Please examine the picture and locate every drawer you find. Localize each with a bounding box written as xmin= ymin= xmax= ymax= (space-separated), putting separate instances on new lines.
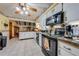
xmin=58 ymin=41 xmax=79 ymax=56
xmin=58 ymin=48 xmax=74 ymax=56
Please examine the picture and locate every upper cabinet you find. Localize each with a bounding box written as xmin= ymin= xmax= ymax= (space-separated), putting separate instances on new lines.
xmin=63 ymin=3 xmax=79 ymax=22
xmin=39 ymin=15 xmax=47 ymax=30
xmin=47 ymin=3 xmax=79 ymax=24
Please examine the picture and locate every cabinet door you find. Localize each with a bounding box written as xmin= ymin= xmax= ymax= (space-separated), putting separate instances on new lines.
xmin=58 ymin=41 xmax=79 ymax=56
xmin=40 ymin=15 xmax=46 ymax=30
xmin=59 ymin=48 xmax=73 ymax=56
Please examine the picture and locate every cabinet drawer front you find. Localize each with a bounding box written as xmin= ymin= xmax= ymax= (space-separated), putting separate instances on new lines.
xmin=59 ymin=48 xmax=74 ymax=56
xmin=58 ymin=41 xmax=79 ymax=56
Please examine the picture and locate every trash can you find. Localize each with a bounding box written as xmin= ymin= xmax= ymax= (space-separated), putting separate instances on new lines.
xmin=0 ymin=32 xmax=3 ymax=50
xmin=0 ymin=32 xmax=7 ymax=50
xmin=1 ymin=36 xmax=7 ymax=47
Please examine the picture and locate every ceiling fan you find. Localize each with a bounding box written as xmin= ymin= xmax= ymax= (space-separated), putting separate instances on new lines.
xmin=15 ymin=3 xmax=37 ymax=14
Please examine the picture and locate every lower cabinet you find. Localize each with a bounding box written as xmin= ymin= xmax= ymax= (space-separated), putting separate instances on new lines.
xmin=19 ymin=32 xmax=36 ymax=39
xmin=58 ymin=40 xmax=79 ymax=56
xmin=58 ymin=47 xmax=74 ymax=56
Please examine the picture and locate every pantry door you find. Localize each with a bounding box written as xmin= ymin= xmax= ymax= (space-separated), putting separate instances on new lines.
xmin=14 ymin=26 xmax=19 ymax=38
xmin=9 ymin=22 xmax=12 ymax=39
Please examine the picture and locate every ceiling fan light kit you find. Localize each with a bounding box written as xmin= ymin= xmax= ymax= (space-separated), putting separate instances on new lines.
xmin=20 ymin=11 xmax=24 ymax=15
xmin=15 ymin=3 xmax=28 ymax=15
xmin=23 ymin=7 xmax=26 ymax=11
xmin=15 ymin=3 xmax=37 ymax=15
xmin=25 ymin=11 xmax=28 ymax=15
xmin=16 ymin=6 xmax=21 ymax=11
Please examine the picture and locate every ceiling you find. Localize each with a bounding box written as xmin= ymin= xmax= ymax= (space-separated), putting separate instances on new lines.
xmin=0 ymin=3 xmax=52 ymax=21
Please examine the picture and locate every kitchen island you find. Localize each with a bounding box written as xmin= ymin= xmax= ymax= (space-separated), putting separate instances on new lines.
xmin=19 ymin=32 xmax=36 ymax=40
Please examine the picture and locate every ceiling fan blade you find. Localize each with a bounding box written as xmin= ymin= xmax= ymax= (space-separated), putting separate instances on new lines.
xmin=26 ymin=5 xmax=37 ymax=12
xmin=15 ymin=10 xmax=21 ymax=14
xmin=28 ymin=14 xmax=31 ymax=16
xmin=29 ymin=7 xmax=37 ymax=12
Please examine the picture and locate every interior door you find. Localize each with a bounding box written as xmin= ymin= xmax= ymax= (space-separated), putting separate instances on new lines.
xmin=9 ymin=22 xmax=12 ymax=39
xmin=14 ymin=26 xmax=19 ymax=38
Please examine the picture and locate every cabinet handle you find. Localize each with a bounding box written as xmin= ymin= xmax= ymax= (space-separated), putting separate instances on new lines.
xmin=63 ymin=46 xmax=71 ymax=51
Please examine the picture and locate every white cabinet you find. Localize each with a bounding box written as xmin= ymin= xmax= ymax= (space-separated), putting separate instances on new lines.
xmin=39 ymin=15 xmax=47 ymax=30
xmin=58 ymin=48 xmax=74 ymax=56
xmin=19 ymin=32 xmax=36 ymax=40
xmin=58 ymin=41 xmax=79 ymax=56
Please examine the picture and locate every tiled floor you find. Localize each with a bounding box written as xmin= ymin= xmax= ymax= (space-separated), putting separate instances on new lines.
xmin=0 ymin=39 xmax=44 ymax=56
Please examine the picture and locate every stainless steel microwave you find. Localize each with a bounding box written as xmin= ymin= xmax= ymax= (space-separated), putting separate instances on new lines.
xmin=55 ymin=28 xmax=65 ymax=36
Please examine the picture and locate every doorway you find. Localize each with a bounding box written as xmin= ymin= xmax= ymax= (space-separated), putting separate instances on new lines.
xmin=9 ymin=22 xmax=12 ymax=39
xmin=14 ymin=26 xmax=19 ymax=38
xmin=9 ymin=21 xmax=19 ymax=39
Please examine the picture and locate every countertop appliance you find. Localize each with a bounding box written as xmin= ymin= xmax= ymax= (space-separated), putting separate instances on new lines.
xmin=0 ymin=32 xmax=7 ymax=50
xmin=54 ymin=28 xmax=65 ymax=37
xmin=65 ymin=25 xmax=73 ymax=39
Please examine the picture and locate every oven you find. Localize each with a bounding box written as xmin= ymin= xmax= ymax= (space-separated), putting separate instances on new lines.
xmin=42 ymin=34 xmax=58 ymax=56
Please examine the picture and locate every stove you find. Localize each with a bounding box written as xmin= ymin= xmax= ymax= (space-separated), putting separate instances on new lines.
xmin=42 ymin=34 xmax=58 ymax=56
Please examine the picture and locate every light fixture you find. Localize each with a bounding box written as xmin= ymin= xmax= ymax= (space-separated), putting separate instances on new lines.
xmin=25 ymin=11 xmax=28 ymax=15
xmin=23 ymin=7 xmax=26 ymax=11
xmin=15 ymin=3 xmax=29 ymax=15
xmin=26 ymin=5 xmax=30 ymax=10
xmin=16 ymin=6 xmax=21 ymax=11
xmin=15 ymin=3 xmax=37 ymax=15
xmin=20 ymin=11 xmax=23 ymax=15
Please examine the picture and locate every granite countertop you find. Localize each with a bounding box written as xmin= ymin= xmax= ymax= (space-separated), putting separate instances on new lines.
xmin=41 ymin=33 xmax=79 ymax=47
xmin=57 ymin=37 xmax=79 ymax=45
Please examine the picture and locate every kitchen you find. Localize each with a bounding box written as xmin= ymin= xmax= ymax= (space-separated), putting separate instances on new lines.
xmin=0 ymin=3 xmax=79 ymax=56
xmin=36 ymin=3 xmax=79 ymax=56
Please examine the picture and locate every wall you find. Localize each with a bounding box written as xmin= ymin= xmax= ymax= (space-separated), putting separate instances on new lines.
xmin=0 ymin=13 xmax=9 ymax=42
xmin=0 ymin=13 xmax=9 ymax=32
xmin=63 ymin=3 xmax=79 ymax=23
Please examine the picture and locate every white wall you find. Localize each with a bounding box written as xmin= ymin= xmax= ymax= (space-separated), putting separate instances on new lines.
xmin=63 ymin=3 xmax=79 ymax=22
xmin=53 ymin=4 xmax=62 ymax=14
